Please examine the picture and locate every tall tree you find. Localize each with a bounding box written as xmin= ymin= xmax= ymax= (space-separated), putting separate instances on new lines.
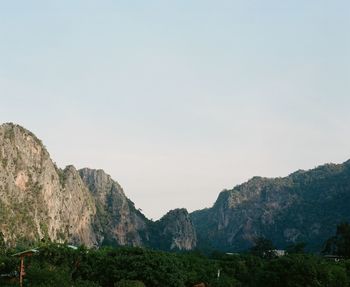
xmin=323 ymin=222 xmax=350 ymax=258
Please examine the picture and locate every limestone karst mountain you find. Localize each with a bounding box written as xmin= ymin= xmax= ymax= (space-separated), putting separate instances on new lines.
xmin=148 ymin=208 xmax=197 ymax=251
xmin=191 ymin=161 xmax=350 ymax=252
xmin=1 ymin=122 xmax=350 ymax=252
xmin=0 ymin=123 xmax=98 ymax=246
xmin=0 ymin=123 xmax=197 ymax=250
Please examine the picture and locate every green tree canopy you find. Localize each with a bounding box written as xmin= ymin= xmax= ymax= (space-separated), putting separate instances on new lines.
xmin=323 ymin=222 xmax=350 ymax=258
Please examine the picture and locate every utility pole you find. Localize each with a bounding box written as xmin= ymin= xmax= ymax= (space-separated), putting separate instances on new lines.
xmin=12 ymin=249 xmax=39 ymax=287
xmin=19 ymin=255 xmax=25 ymax=287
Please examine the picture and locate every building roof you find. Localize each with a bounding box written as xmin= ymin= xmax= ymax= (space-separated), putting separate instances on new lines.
xmin=12 ymin=249 xmax=39 ymax=257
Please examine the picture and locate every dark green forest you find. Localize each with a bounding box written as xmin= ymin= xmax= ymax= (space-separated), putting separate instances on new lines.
xmin=1 ymin=223 xmax=350 ymax=287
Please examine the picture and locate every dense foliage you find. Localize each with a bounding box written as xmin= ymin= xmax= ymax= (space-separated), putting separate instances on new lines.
xmin=1 ymin=241 xmax=350 ymax=287
xmin=324 ymin=222 xmax=350 ymax=258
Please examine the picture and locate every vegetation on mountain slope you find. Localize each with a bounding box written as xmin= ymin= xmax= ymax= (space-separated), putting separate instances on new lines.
xmin=191 ymin=161 xmax=350 ymax=251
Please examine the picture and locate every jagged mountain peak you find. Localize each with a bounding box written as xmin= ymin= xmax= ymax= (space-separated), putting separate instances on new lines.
xmin=0 ymin=124 xmax=98 ymax=246
xmin=149 ymin=208 xmax=197 ymax=251
xmin=79 ymin=167 xmax=125 ymax=196
xmin=161 ymin=208 xmax=189 ymax=217
xmin=0 ymin=122 xmax=45 ymax=148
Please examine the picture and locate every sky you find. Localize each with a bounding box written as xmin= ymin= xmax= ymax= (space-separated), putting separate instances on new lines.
xmin=0 ymin=1 xmax=349 ymax=219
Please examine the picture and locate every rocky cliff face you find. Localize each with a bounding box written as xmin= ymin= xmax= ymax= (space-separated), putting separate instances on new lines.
xmin=0 ymin=123 xmax=197 ymax=250
xmin=7 ymin=122 xmax=350 ymax=253
xmin=149 ymin=209 xmax=197 ymax=251
xmin=0 ymin=123 xmax=98 ymax=246
xmin=79 ymin=168 xmax=149 ymax=247
xmin=78 ymin=168 xmax=197 ymax=250
xmin=191 ymin=162 xmax=350 ymax=252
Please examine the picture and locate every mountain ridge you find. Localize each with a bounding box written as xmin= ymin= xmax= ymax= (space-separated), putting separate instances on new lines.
xmin=191 ymin=159 xmax=350 ymax=251
xmin=1 ymin=122 xmax=350 ymax=252
xmin=0 ymin=123 xmax=197 ymax=250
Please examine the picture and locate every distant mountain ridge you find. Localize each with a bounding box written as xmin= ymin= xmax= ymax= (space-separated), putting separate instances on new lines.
xmin=1 ymin=122 xmax=350 ymax=252
xmin=191 ymin=160 xmax=350 ymax=252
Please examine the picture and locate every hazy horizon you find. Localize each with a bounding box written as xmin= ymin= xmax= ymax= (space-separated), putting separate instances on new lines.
xmin=1 ymin=1 xmax=349 ymax=219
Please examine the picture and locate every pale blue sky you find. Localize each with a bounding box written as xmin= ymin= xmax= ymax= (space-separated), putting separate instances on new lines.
xmin=1 ymin=1 xmax=349 ymax=219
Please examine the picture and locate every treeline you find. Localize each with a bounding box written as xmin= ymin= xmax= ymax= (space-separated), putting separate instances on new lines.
xmin=0 ymin=244 xmax=349 ymax=287
xmin=1 ymin=223 xmax=350 ymax=287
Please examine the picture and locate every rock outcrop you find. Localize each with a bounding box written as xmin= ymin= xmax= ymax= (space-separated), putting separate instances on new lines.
xmin=79 ymin=168 xmax=198 ymax=250
xmin=79 ymin=168 xmax=149 ymax=246
xmin=149 ymin=209 xmax=197 ymax=250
